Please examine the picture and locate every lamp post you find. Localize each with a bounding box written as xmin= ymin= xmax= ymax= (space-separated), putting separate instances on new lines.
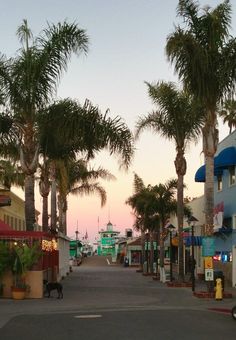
xmin=187 ymin=216 xmax=199 ymax=292
xmin=167 ymin=224 xmax=175 ymax=282
xmin=75 ymin=227 xmax=79 ymax=259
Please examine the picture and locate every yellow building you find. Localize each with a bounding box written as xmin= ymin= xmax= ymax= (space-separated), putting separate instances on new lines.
xmin=0 ymin=191 xmax=40 ymax=231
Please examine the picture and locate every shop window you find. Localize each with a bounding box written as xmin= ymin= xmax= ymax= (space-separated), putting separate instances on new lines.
xmin=217 ymin=175 xmax=222 ymax=191
xmin=229 ymin=166 xmax=236 ymax=186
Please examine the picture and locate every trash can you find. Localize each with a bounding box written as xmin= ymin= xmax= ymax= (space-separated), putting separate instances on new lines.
xmin=214 ymin=271 xmax=224 ymax=291
xmin=124 ymin=257 xmax=129 ymax=267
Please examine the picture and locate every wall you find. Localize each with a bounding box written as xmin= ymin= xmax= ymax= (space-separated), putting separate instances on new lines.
xmin=58 ymin=234 xmax=70 ymax=279
xmin=2 ymin=270 xmax=43 ymax=299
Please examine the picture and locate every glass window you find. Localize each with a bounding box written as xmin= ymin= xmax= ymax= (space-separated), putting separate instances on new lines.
xmin=217 ymin=175 xmax=222 ymax=191
xmin=229 ymin=166 xmax=236 ymax=186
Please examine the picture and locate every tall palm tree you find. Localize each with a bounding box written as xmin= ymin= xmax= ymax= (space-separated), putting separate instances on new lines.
xmin=166 ymin=0 xmax=236 ymax=235
xmin=0 ymin=19 xmax=89 ymax=230
xmin=38 ymin=98 xmax=134 ymax=233
xmin=135 ymin=81 xmax=204 ymax=280
xmin=219 ymin=99 xmax=236 ymax=134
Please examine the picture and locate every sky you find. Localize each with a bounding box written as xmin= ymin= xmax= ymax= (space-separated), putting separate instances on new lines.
xmin=1 ymin=0 xmax=235 ymax=242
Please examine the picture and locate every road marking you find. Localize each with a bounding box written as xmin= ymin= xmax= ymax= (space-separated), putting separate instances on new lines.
xmin=74 ymin=315 xmax=102 ymax=319
xmin=106 ymin=258 xmax=110 ymax=265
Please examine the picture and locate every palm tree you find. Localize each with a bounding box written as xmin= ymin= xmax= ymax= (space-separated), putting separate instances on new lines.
xmin=135 ymin=81 xmax=204 ymax=280
xmin=0 ymin=19 xmax=89 ymax=230
xmin=219 ymin=99 xmax=236 ymax=134
xmin=166 ymin=0 xmax=236 ymax=235
xmin=0 ymin=159 xmax=24 ymax=191
xmin=126 ymin=174 xmax=151 ymax=272
xmin=57 ymin=158 xmax=115 ymax=234
xmin=150 ymin=180 xmax=178 ymax=281
xmin=38 ymin=98 xmax=134 ymax=233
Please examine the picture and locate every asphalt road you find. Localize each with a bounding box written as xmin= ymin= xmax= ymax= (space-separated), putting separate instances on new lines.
xmin=1 ymin=256 xmax=236 ymax=340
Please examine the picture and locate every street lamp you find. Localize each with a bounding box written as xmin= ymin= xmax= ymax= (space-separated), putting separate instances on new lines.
xmin=187 ymin=215 xmax=199 ymax=292
xmin=75 ymin=227 xmax=79 ymax=259
xmin=166 ymin=224 xmax=175 ymax=282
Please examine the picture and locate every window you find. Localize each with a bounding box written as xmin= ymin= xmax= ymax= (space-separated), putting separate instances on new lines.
xmin=233 ymin=215 xmax=236 ymax=230
xmin=229 ymin=166 xmax=236 ymax=186
xmin=15 ymin=218 xmax=18 ymax=230
xmin=217 ymin=175 xmax=222 ymax=191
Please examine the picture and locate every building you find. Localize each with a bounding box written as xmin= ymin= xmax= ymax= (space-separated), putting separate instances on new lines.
xmin=194 ymin=130 xmax=236 ymax=286
xmin=97 ymin=221 xmax=120 ymax=257
xmin=0 ymin=191 xmax=40 ymax=231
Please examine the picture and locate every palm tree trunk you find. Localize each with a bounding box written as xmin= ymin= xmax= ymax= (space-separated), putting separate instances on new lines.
xmin=150 ymin=231 xmax=154 ymax=275
xmin=24 ymin=174 xmax=35 ymax=230
xmin=202 ymin=117 xmax=218 ymax=235
xmin=175 ymin=150 xmax=186 ymax=282
xmin=42 ymin=195 xmax=49 ymax=232
xmin=141 ymin=230 xmax=145 ymax=272
xmin=50 ymin=162 xmax=57 ymax=232
xmin=177 ymin=173 xmax=184 ymax=281
xmin=159 ymin=221 xmax=164 ymax=278
xmin=58 ymin=194 xmax=67 ymax=235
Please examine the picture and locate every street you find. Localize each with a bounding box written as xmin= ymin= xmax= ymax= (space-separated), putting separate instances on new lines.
xmin=1 ymin=256 xmax=236 ymax=339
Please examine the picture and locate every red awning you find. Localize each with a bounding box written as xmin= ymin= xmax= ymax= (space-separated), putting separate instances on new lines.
xmin=0 ymin=219 xmax=12 ymax=231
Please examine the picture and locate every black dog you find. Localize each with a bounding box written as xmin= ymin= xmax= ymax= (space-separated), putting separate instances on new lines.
xmin=43 ymin=279 xmax=63 ymax=299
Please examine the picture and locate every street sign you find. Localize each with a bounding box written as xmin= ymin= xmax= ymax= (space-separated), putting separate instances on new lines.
xmin=204 ymin=256 xmax=213 ymax=269
xmin=205 ymin=269 xmax=214 ymax=281
xmin=202 ymin=237 xmax=215 ymax=256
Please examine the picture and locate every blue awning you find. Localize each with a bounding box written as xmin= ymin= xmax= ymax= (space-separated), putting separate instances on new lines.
xmin=195 ymin=147 xmax=236 ymax=182
xmin=214 ymin=147 xmax=236 ymax=169
xmin=195 ymin=165 xmax=223 ymax=182
xmin=184 ymin=236 xmax=202 ymax=246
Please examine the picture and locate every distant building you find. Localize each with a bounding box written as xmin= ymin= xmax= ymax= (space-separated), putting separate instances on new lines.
xmin=97 ymin=221 xmax=120 ymax=256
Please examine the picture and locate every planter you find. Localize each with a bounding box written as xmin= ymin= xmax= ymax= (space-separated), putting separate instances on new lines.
xmin=11 ymin=287 xmax=26 ymax=300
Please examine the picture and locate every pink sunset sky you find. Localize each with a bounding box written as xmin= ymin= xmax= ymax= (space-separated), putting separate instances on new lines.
xmin=3 ymin=1 xmax=234 ymax=242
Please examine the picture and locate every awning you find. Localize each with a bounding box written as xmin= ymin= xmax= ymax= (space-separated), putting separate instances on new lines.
xmin=184 ymin=236 xmax=202 ymax=246
xmin=214 ymin=147 xmax=236 ymax=169
xmin=194 ymin=147 xmax=236 ymax=182
xmin=195 ymin=165 xmax=223 ymax=182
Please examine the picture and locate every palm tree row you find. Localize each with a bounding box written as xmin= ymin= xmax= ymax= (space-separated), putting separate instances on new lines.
xmin=0 ymin=20 xmax=134 ymax=233
xmin=132 ymin=0 xmax=236 ymax=281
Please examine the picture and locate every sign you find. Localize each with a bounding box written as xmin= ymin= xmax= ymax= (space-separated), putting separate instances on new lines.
xmin=202 ymin=237 xmax=215 ymax=256
xmin=213 ymin=201 xmax=224 ymax=232
xmin=204 ymin=256 xmax=213 ymax=269
xmin=205 ymin=269 xmax=214 ymax=281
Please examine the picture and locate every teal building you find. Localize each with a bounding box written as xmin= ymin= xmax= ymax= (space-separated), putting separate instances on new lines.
xmin=97 ymin=221 xmax=120 ymax=256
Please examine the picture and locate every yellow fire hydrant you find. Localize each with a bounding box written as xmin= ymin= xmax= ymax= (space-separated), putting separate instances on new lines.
xmin=215 ymin=278 xmax=223 ymax=300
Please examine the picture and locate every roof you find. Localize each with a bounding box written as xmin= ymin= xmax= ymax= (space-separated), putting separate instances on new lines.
xmin=127 ymin=237 xmax=141 ymax=246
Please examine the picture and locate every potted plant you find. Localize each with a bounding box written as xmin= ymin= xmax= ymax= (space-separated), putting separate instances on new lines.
xmin=10 ymin=242 xmax=41 ymax=299
xmin=0 ymin=241 xmax=11 ymax=297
